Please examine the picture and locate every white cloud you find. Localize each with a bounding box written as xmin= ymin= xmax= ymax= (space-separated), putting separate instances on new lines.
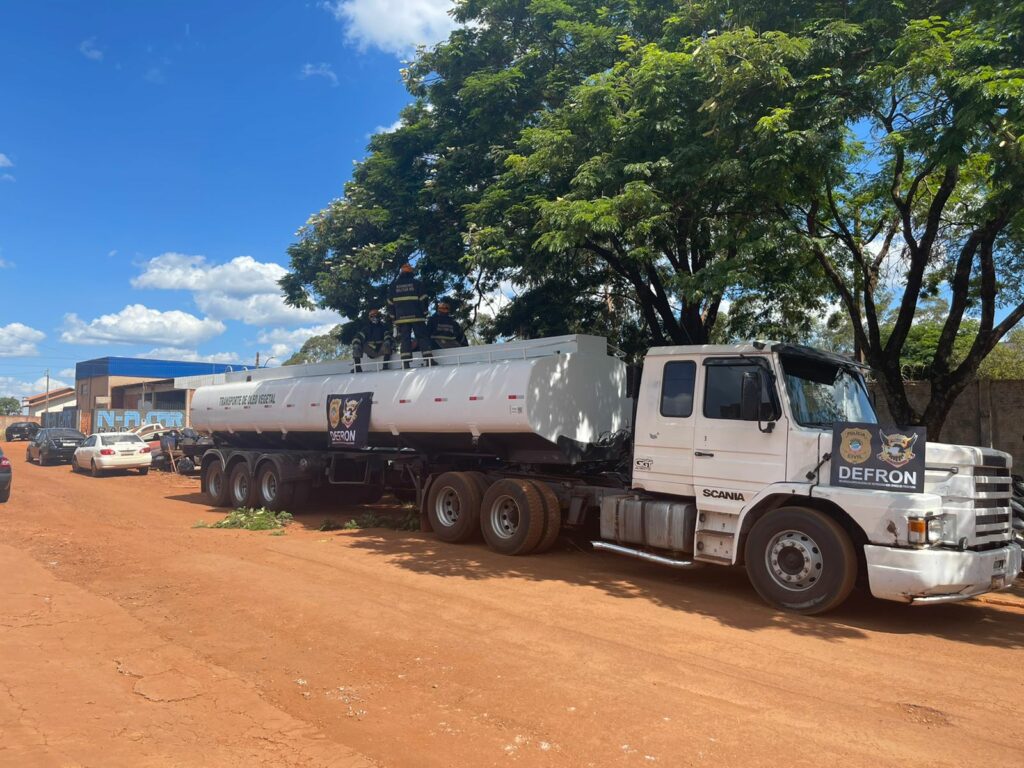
xmin=0 ymin=153 xmax=12 ymax=168
xmin=257 ymin=324 xmax=338 ymax=360
xmin=321 ymin=0 xmax=458 ymax=55
xmin=0 ymin=257 xmax=12 ymax=269
xmin=0 ymin=323 xmax=45 ymax=357
xmin=0 ymin=375 xmax=70 ymax=400
xmin=132 ymin=252 xmax=343 ymax=327
xmin=61 ymin=304 xmax=226 ymax=347
xmin=372 ymin=118 xmax=403 ymax=136
xmin=79 ymin=37 xmax=104 ymax=61
xmin=299 ymin=62 xmax=339 ymax=86
xmin=139 ymin=347 xmax=241 ymax=364
xmin=59 ymin=368 xmax=76 ymax=378
xmin=1 ymin=174 xmax=15 ymax=183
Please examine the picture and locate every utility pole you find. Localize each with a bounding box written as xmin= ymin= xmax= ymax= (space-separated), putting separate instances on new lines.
xmin=44 ymin=368 xmax=50 ymax=426
xmin=255 ymin=351 xmax=260 ymax=368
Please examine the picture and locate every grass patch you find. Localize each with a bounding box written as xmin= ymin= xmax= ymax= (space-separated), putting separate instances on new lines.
xmin=319 ymin=518 xmax=346 ymax=531
xmin=197 ymin=507 xmax=294 ymax=531
xmin=341 ymin=511 xmax=420 ymax=531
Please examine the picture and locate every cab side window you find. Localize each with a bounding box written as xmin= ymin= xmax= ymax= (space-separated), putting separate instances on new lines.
xmin=704 ymin=363 xmax=774 ymax=420
xmin=660 ymin=361 xmax=697 ymax=418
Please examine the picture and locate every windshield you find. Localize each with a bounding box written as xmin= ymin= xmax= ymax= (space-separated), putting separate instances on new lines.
xmin=780 ymin=354 xmax=876 ymax=428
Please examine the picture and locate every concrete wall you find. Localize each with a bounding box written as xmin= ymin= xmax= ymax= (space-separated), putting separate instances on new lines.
xmin=872 ymin=380 xmax=1024 ymax=471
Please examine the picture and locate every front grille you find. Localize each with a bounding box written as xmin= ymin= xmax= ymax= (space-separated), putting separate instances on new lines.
xmin=972 ymin=458 xmax=1012 ymax=546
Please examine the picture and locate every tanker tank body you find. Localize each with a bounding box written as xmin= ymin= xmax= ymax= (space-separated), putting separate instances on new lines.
xmin=191 ymin=335 xmax=635 ymax=521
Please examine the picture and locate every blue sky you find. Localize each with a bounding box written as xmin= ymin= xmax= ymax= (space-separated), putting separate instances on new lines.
xmin=0 ymin=1 xmax=457 ymax=398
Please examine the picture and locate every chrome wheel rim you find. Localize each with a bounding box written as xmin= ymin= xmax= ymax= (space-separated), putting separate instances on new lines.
xmin=489 ymin=494 xmax=520 ymax=539
xmin=261 ymin=471 xmax=277 ymax=502
xmin=233 ymin=472 xmax=249 ymax=503
xmin=434 ymin=486 xmax=460 ymax=527
xmin=208 ymin=467 xmax=222 ymax=497
xmin=765 ymin=529 xmax=823 ymax=592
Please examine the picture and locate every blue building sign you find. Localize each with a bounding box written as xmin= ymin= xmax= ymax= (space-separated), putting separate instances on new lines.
xmin=94 ymin=409 xmax=185 ymax=432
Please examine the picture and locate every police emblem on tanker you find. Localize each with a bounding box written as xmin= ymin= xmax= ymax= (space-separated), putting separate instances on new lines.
xmin=839 ymin=427 xmax=873 ymax=465
xmin=877 ymin=430 xmax=919 ymax=469
xmin=328 ymin=398 xmax=342 ymax=430
xmin=341 ymin=398 xmax=360 ymax=429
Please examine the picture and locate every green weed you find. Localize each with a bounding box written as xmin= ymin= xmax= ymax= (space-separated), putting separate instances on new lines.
xmin=341 ymin=511 xmax=420 ymax=531
xmin=205 ymin=507 xmax=294 ymax=531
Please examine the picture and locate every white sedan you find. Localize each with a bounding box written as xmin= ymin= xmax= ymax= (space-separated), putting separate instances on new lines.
xmin=72 ymin=433 xmax=153 ymax=477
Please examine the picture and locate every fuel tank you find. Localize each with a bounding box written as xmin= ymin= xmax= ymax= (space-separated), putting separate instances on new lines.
xmin=189 ymin=335 xmax=631 ymax=462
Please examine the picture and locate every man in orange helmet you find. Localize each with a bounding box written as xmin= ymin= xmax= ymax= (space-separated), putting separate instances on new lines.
xmin=426 ymin=301 xmax=468 ymax=350
xmin=387 ymin=262 xmax=432 ymax=368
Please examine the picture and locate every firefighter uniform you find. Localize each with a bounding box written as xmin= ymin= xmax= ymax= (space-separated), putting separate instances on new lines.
xmin=351 ymin=313 xmax=393 ymax=373
xmin=426 ymin=309 xmax=468 ymax=350
xmin=387 ymin=268 xmax=432 ymax=368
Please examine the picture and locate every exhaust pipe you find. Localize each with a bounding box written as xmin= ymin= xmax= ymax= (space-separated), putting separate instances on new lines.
xmin=591 ymin=541 xmax=700 ymax=569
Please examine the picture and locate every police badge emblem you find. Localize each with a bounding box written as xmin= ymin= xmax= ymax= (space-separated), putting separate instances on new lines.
xmin=839 ymin=427 xmax=873 ymax=465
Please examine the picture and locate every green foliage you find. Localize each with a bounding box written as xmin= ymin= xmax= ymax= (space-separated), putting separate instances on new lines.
xmin=197 ymin=507 xmax=294 ymax=531
xmin=341 ymin=511 xmax=420 ymax=531
xmin=0 ymin=396 xmax=21 ymax=416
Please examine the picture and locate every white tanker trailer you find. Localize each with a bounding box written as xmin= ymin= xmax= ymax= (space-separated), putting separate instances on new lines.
xmin=189 ymin=334 xmax=1021 ymax=614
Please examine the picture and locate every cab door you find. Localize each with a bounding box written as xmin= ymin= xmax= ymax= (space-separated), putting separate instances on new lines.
xmin=631 ymin=357 xmax=699 ymax=496
xmin=693 ymin=358 xmax=788 ymax=509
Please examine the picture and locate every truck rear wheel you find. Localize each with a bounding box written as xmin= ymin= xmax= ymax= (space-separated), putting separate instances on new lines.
xmin=480 ymin=479 xmax=546 ymax=556
xmin=228 ymin=463 xmax=256 ymax=508
xmin=256 ymin=463 xmax=293 ymax=511
xmin=529 ymin=481 xmax=562 ymax=554
xmin=202 ymin=461 xmax=231 ymax=507
xmin=744 ymin=507 xmax=857 ymax=615
xmin=427 ymin=472 xmax=483 ymax=543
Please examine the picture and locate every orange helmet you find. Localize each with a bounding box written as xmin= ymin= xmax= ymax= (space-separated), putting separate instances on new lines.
xmin=400 ymin=262 xmax=414 ymax=274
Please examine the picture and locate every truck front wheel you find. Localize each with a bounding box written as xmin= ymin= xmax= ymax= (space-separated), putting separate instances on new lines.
xmin=426 ymin=472 xmax=483 ymax=543
xmin=744 ymin=507 xmax=857 ymax=615
xmin=480 ymin=479 xmax=546 ymax=556
xmin=202 ymin=461 xmax=231 ymax=507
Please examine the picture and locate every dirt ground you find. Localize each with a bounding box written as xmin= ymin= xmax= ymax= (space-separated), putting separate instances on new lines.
xmin=0 ymin=440 xmax=1022 ymax=767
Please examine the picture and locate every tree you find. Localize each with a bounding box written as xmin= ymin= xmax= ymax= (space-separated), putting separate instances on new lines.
xmin=281 ymin=1 xmax=830 ymax=348
xmin=0 ymin=396 xmax=22 ymax=416
xmin=283 ymin=326 xmax=350 ymax=366
xmin=727 ymin=3 xmax=1024 ymax=436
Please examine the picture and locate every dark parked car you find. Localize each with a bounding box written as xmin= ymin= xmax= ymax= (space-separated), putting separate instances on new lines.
xmin=5 ymin=421 xmax=40 ymax=441
xmin=0 ymin=446 xmax=11 ymax=502
xmin=26 ymin=428 xmax=87 ymax=465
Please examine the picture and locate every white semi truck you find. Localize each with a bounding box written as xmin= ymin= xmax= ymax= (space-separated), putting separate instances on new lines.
xmin=190 ymin=334 xmax=1022 ymax=614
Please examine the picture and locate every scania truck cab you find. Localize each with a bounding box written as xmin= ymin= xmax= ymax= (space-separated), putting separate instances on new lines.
xmin=623 ymin=342 xmax=1021 ymax=612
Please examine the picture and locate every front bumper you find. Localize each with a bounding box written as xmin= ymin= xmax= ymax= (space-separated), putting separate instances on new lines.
xmin=865 ymin=542 xmax=1022 ymax=604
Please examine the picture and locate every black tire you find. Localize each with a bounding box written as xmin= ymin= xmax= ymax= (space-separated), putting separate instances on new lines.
xmin=90 ymin=461 xmax=101 ymax=478
xmin=255 ymin=463 xmax=293 ymax=512
xmin=463 ymin=471 xmax=490 ymax=499
xmin=202 ymin=461 xmax=231 ymax=507
xmin=0 ymin=486 xmax=9 ymax=503
xmin=228 ymin=462 xmax=256 ymax=508
xmin=529 ymin=481 xmax=562 ymax=554
xmin=25 ymin=449 xmax=31 ymax=463
xmin=426 ymin=471 xmax=484 ymax=543
xmin=744 ymin=507 xmax=857 ymax=615
xmin=480 ymin=478 xmax=546 ymax=556
xmin=39 ymin=453 xmax=48 ymax=466
xmin=138 ymin=467 xmax=149 ymax=476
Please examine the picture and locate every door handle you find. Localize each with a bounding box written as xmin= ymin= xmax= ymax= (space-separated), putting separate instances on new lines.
xmin=695 ymin=451 xmax=714 ymax=457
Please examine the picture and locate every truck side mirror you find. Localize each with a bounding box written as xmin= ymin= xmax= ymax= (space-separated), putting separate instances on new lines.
xmin=740 ymin=371 xmax=762 ymax=421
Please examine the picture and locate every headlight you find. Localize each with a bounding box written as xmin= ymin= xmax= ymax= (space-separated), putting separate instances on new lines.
xmin=908 ymin=515 xmax=956 ymax=547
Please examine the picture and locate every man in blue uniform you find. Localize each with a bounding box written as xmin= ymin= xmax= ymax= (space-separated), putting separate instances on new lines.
xmin=426 ymin=301 xmax=468 ymax=351
xmin=351 ymin=308 xmax=393 ymax=373
xmin=387 ymin=262 xmax=432 ymax=369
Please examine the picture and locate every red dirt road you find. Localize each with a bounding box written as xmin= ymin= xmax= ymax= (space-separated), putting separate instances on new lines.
xmin=1 ymin=439 xmax=1022 ymax=767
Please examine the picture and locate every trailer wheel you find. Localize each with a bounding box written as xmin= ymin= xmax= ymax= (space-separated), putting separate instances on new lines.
xmin=228 ymin=463 xmax=256 ymax=508
xmin=463 ymin=471 xmax=490 ymax=499
xmin=529 ymin=481 xmax=562 ymax=554
xmin=480 ymin=479 xmax=546 ymax=556
xmin=202 ymin=461 xmax=231 ymax=507
xmin=744 ymin=506 xmax=857 ymax=615
xmin=426 ymin=472 xmax=483 ymax=543
xmin=256 ymin=463 xmax=293 ymax=511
